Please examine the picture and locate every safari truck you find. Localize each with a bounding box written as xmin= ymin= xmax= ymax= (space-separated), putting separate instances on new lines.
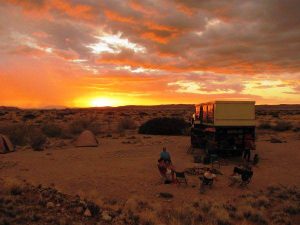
xmin=191 ymin=100 xmax=256 ymax=156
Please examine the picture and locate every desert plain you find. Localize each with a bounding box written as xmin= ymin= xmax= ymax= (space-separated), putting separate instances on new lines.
xmin=0 ymin=104 xmax=299 ymax=225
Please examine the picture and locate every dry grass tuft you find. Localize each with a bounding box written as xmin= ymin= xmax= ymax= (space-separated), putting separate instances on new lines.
xmin=239 ymin=204 xmax=268 ymax=225
xmin=251 ymin=196 xmax=271 ymax=208
xmin=282 ymin=202 xmax=300 ymax=215
xmin=272 ymin=120 xmax=293 ymax=131
xmin=28 ymin=128 xmax=47 ymax=151
xmin=69 ymin=118 xmax=90 ymax=134
xmin=0 ymin=123 xmax=28 ymax=145
xmin=258 ymin=121 xmax=272 ymax=129
xmin=210 ymin=204 xmax=232 ymax=225
xmin=42 ymin=123 xmax=62 ymax=137
xmin=1 ymin=178 xmax=25 ymax=195
xmin=270 ymin=211 xmax=291 ymax=225
xmin=117 ymin=117 xmax=137 ymax=132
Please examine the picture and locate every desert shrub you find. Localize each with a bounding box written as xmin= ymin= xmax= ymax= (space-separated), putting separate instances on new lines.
xmin=22 ymin=113 xmax=37 ymax=121
xmin=0 ymin=123 xmax=28 ymax=146
xmin=120 ymin=112 xmax=129 ymax=117
xmin=0 ymin=111 xmax=7 ymax=116
xmin=87 ymin=121 xmax=102 ymax=135
xmin=258 ymin=121 xmax=272 ymax=129
xmin=1 ymin=178 xmax=25 ymax=195
xmin=42 ymin=123 xmax=62 ymax=137
xmin=28 ymin=128 xmax=47 ymax=151
xmin=69 ymin=118 xmax=90 ymax=134
xmin=105 ymin=111 xmax=114 ymax=116
xmin=139 ymin=210 xmax=157 ymax=225
xmin=270 ymin=212 xmax=291 ymax=225
xmin=117 ymin=117 xmax=137 ymax=131
xmin=251 ymin=196 xmax=270 ymax=208
xmin=270 ymin=137 xmax=283 ymax=143
xmin=139 ymin=112 xmax=148 ymax=117
xmin=269 ymin=111 xmax=280 ymax=118
xmin=272 ymin=121 xmax=293 ymax=131
xmin=256 ymin=110 xmax=266 ymax=116
xmin=158 ymin=205 xmax=201 ymax=225
xmin=292 ymin=126 xmax=300 ymax=132
xmin=139 ymin=117 xmax=189 ymax=135
xmin=240 ymin=205 xmax=268 ymax=225
xmin=282 ymin=202 xmax=300 ymax=215
xmin=210 ymin=205 xmax=232 ymax=225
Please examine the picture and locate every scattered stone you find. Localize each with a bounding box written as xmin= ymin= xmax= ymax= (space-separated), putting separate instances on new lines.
xmin=75 ymin=207 xmax=84 ymax=214
xmin=102 ymin=211 xmax=112 ymax=222
xmin=84 ymin=208 xmax=92 ymax=217
xmin=158 ymin=192 xmax=174 ymax=199
xmin=46 ymin=201 xmax=55 ymax=208
xmin=270 ymin=137 xmax=283 ymax=143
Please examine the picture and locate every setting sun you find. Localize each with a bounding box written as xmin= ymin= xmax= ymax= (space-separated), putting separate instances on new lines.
xmin=73 ymin=97 xmax=121 ymax=107
xmin=90 ymin=98 xmax=117 ymax=107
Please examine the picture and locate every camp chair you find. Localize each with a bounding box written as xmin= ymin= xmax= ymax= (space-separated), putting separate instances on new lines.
xmin=199 ymin=175 xmax=214 ymax=193
xmin=200 ymin=176 xmax=214 ymax=187
xmin=240 ymin=170 xmax=253 ymax=187
xmin=174 ymin=171 xmax=188 ymax=185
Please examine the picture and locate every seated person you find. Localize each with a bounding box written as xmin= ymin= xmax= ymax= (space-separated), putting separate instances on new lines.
xmin=229 ymin=166 xmax=253 ymax=186
xmin=165 ymin=160 xmax=175 ymax=183
xmin=160 ymin=147 xmax=171 ymax=162
xmin=157 ymin=158 xmax=175 ymax=184
xmin=157 ymin=158 xmax=167 ymax=178
xmin=202 ymin=168 xmax=216 ymax=186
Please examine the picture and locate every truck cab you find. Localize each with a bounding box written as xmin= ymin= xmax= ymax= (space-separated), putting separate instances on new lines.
xmin=191 ymin=100 xmax=256 ymax=156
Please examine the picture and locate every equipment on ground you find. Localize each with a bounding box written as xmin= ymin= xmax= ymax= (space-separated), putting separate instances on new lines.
xmin=0 ymin=134 xmax=14 ymax=154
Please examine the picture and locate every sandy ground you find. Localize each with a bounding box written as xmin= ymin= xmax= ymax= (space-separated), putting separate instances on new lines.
xmin=1 ymin=133 xmax=300 ymax=205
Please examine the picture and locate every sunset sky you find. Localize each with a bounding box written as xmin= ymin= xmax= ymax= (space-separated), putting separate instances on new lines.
xmin=0 ymin=0 xmax=299 ymax=108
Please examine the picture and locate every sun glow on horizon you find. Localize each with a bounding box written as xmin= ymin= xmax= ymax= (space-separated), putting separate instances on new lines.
xmin=73 ymin=97 xmax=122 ymax=107
xmin=91 ymin=98 xmax=117 ymax=107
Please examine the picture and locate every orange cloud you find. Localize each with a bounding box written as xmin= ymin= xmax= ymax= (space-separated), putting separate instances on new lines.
xmin=0 ymin=0 xmax=299 ymax=107
xmin=104 ymin=9 xmax=136 ymax=24
xmin=52 ymin=0 xmax=95 ymax=21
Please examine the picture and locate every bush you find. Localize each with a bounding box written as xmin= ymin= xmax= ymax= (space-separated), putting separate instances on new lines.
xmin=0 ymin=123 xmax=28 ymax=146
xmin=87 ymin=121 xmax=102 ymax=135
xmin=69 ymin=119 xmax=90 ymax=134
xmin=258 ymin=121 xmax=271 ymax=129
xmin=2 ymin=178 xmax=25 ymax=195
xmin=42 ymin=123 xmax=62 ymax=137
xmin=139 ymin=112 xmax=148 ymax=117
xmin=283 ymin=202 xmax=300 ymax=215
xmin=138 ymin=117 xmax=189 ymax=135
xmin=22 ymin=113 xmax=37 ymax=121
xmin=118 ymin=117 xmax=137 ymax=131
xmin=240 ymin=205 xmax=268 ymax=225
xmin=269 ymin=111 xmax=280 ymax=118
xmin=272 ymin=121 xmax=293 ymax=132
xmin=29 ymin=128 xmax=47 ymax=151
